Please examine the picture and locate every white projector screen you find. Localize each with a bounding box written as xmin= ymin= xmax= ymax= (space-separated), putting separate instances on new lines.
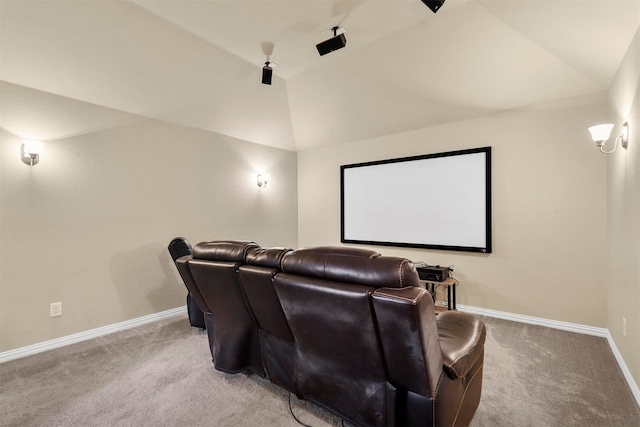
xmin=341 ymin=147 xmax=491 ymax=253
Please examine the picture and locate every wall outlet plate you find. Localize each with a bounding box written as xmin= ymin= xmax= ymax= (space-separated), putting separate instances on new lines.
xmin=50 ymin=302 xmax=62 ymax=317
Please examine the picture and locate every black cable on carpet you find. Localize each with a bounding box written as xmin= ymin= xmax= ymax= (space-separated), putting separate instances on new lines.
xmin=288 ymin=392 xmax=314 ymax=427
xmin=287 ymin=393 xmax=353 ymax=427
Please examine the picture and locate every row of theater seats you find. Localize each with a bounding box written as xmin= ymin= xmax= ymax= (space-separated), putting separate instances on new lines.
xmin=168 ymin=238 xmax=486 ymax=427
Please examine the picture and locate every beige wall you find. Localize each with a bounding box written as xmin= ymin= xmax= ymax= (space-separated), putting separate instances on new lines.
xmin=298 ymin=94 xmax=608 ymax=328
xmin=607 ymin=29 xmax=640 ymax=385
xmin=0 ymin=90 xmax=298 ymax=352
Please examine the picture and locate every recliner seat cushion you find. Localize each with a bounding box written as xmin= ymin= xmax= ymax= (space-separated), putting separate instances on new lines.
xmin=437 ymin=311 xmax=486 ymax=380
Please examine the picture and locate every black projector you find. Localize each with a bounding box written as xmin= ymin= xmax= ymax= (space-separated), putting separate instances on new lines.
xmin=316 ymin=33 xmax=347 ymax=56
xmin=421 ymin=0 xmax=445 ymax=13
xmin=416 ymin=265 xmax=451 ymax=282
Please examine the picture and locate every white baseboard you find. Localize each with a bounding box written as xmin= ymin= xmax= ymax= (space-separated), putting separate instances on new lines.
xmin=457 ymin=304 xmax=609 ymax=336
xmin=458 ymin=304 xmax=640 ymax=407
xmin=0 ymin=306 xmax=187 ymax=364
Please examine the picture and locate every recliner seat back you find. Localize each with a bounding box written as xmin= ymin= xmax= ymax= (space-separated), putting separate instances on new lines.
xmin=188 ymin=241 xmax=262 ymax=374
xmin=238 ymin=247 xmax=296 ymax=393
xmin=274 ymin=247 xmax=420 ymax=426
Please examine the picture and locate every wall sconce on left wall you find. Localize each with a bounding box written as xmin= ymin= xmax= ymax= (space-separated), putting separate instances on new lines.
xmin=21 ymin=140 xmax=45 ymax=166
xmin=257 ymin=173 xmax=270 ymax=188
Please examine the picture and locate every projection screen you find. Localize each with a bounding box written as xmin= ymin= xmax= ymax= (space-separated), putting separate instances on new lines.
xmin=340 ymin=147 xmax=491 ymax=253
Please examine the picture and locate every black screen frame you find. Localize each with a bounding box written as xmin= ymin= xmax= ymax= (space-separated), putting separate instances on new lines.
xmin=340 ymin=147 xmax=492 ymax=253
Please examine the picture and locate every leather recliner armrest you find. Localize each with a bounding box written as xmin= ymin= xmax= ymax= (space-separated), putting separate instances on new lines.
xmin=436 ymin=311 xmax=486 ymax=379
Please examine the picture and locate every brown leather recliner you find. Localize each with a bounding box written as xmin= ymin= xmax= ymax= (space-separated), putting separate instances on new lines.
xmin=274 ymin=246 xmax=408 ymax=426
xmin=181 ymin=241 xmax=486 ymax=426
xmin=238 ymin=246 xmax=296 ymax=393
xmin=373 ymin=287 xmax=485 ymax=426
xmin=184 ymin=240 xmax=263 ymax=375
xmin=275 ymin=247 xmax=485 ymax=426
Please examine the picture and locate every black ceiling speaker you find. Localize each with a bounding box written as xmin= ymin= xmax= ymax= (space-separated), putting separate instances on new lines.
xmin=422 ymin=0 xmax=445 ymax=13
xmin=316 ymin=26 xmax=347 ymax=56
xmin=262 ymin=63 xmax=273 ymax=85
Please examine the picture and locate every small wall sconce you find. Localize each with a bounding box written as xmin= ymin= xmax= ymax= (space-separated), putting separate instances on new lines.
xmin=588 ymin=122 xmax=629 ymax=154
xmin=257 ymin=173 xmax=270 ymax=188
xmin=21 ymin=140 xmax=45 ymax=166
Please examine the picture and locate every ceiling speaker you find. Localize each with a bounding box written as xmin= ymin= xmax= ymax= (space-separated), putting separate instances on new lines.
xmin=262 ymin=66 xmax=272 ymax=85
xmin=421 ymin=0 xmax=445 ymax=13
xmin=316 ymin=33 xmax=347 ymax=56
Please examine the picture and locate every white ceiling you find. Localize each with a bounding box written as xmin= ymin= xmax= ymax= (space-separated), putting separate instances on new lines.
xmin=1 ymin=0 xmax=638 ymax=151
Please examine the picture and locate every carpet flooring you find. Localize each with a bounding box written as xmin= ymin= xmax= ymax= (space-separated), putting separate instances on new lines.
xmin=1 ymin=312 xmax=639 ymax=426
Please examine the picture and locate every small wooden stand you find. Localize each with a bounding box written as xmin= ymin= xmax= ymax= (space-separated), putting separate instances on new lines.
xmin=421 ymin=278 xmax=459 ymax=312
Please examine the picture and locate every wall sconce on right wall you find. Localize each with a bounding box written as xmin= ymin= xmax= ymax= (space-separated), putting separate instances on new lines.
xmin=588 ymin=122 xmax=629 ymax=154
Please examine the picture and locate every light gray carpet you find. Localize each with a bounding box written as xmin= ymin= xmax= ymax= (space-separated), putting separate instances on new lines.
xmin=470 ymin=317 xmax=640 ymax=427
xmin=1 ymin=312 xmax=639 ymax=426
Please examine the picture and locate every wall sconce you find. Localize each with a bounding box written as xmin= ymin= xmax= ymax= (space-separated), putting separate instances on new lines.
xmin=588 ymin=122 xmax=629 ymax=154
xmin=257 ymin=173 xmax=270 ymax=188
xmin=21 ymin=140 xmax=45 ymax=166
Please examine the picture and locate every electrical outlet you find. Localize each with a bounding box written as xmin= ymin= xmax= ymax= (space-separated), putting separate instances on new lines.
xmin=50 ymin=302 xmax=62 ymax=317
xmin=623 ymin=317 xmax=627 ymax=337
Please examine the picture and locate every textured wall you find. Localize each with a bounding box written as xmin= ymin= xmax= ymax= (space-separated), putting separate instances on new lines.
xmin=0 ymin=88 xmax=298 ymax=352
xmin=298 ymin=94 xmax=608 ymax=328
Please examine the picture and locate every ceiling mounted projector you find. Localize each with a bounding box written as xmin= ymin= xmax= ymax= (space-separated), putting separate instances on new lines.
xmin=316 ymin=26 xmax=346 ymax=56
xmin=421 ymin=0 xmax=445 ymax=13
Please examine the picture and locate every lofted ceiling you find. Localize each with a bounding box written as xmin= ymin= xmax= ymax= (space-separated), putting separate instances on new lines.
xmin=1 ymin=0 xmax=639 ymax=151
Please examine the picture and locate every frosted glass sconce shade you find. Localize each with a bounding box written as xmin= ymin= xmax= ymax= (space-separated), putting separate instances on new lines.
xmin=588 ymin=124 xmax=614 ymax=144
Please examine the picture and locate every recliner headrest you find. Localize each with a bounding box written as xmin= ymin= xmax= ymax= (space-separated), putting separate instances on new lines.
xmin=168 ymin=237 xmax=192 ymax=262
xmin=193 ymin=241 xmax=260 ymax=262
xmin=281 ymin=246 xmax=419 ymax=289
xmin=246 ymin=247 xmax=293 ymax=269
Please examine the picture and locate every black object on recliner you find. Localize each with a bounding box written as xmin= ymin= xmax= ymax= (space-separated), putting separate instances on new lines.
xmin=168 ymin=237 xmax=206 ymax=329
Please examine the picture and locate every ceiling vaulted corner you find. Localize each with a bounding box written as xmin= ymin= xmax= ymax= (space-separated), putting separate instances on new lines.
xmin=1 ymin=0 xmax=638 ymax=151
